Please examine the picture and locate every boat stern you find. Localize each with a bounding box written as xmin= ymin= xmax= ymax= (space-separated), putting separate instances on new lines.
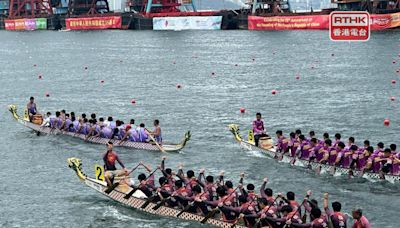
xmin=67 ymin=157 xmax=87 ymax=181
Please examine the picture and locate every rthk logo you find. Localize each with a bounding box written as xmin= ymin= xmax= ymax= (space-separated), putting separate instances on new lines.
xmin=330 ymin=12 xmax=370 ymax=41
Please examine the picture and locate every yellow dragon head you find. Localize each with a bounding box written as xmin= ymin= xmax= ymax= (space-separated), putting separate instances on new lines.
xmin=67 ymin=157 xmax=87 ymax=181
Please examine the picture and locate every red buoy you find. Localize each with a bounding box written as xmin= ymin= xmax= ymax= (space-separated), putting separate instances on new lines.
xmin=271 ymin=90 xmax=277 ymax=95
xmin=390 ymin=96 xmax=395 ymax=101
xmin=176 ymin=84 xmax=182 ymax=89
xmin=131 ymin=99 xmax=136 ymax=104
xmin=240 ymin=108 xmax=245 ymax=113
xmin=252 ymin=58 xmax=255 ymax=61
xmin=100 ymin=80 xmax=105 ymax=83
xmin=173 ymin=61 xmax=176 ymax=64
xmin=235 ymin=64 xmax=238 ymax=66
xmin=311 ymin=66 xmax=315 ymax=69
xmin=393 ymin=61 xmax=397 ymax=64
xmin=384 ymin=119 xmax=390 ymax=126
xmin=392 ymin=80 xmax=396 ymax=84
xmin=295 ymin=74 xmax=300 ymax=80
xmin=211 ymin=72 xmax=215 ymax=76
xmin=45 ymin=92 xmax=50 ymax=97
xmin=33 ymin=64 xmax=37 ymax=67
xmin=84 ymin=66 xmax=88 ymax=70
xmin=396 ymin=69 xmax=399 ymax=73
xmin=331 ymin=53 xmax=335 ymax=57
xmin=38 ymin=75 xmax=42 ymax=79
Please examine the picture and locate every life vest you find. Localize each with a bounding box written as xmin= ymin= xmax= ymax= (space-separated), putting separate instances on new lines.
xmin=175 ymin=187 xmax=188 ymax=197
xmin=311 ymin=217 xmax=328 ymax=228
xmin=286 ymin=211 xmax=301 ymax=223
xmin=289 ymin=200 xmax=299 ymax=212
xmin=104 ymin=151 xmax=117 ymax=171
xmin=253 ymin=119 xmax=264 ymax=135
xmin=331 ymin=212 xmax=347 ymax=228
xmin=162 ymin=183 xmax=172 ymax=192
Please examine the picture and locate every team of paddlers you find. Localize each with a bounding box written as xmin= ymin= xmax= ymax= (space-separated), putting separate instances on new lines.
xmin=103 ymin=142 xmax=371 ymax=228
xmin=251 ymin=113 xmax=400 ymax=176
xmin=27 ymin=97 xmax=163 ymax=143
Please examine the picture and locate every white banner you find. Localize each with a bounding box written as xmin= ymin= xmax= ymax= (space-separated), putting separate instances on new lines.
xmin=153 ymin=16 xmax=222 ymax=30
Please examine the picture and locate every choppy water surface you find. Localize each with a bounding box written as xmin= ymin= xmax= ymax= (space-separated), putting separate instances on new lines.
xmin=0 ymin=29 xmax=399 ymax=227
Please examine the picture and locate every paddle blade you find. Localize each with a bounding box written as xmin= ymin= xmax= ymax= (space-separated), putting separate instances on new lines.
xmin=201 ymin=209 xmax=217 ymax=224
xmin=124 ymin=187 xmax=137 ymax=199
xmin=104 ymin=182 xmax=119 ymax=194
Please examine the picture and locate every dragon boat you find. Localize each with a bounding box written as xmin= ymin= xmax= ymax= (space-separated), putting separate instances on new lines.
xmin=67 ymin=157 xmax=246 ymax=228
xmin=8 ymin=105 xmax=190 ymax=152
xmin=228 ymin=124 xmax=400 ymax=183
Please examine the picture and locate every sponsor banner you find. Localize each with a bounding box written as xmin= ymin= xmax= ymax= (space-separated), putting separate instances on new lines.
xmin=370 ymin=12 xmax=400 ymax=30
xmin=248 ymin=12 xmax=400 ymax=30
xmin=66 ymin=16 xmax=122 ymax=30
xmin=5 ymin=18 xmax=47 ymax=30
xmin=248 ymin=15 xmax=329 ymax=30
xmin=153 ymin=16 xmax=222 ymax=30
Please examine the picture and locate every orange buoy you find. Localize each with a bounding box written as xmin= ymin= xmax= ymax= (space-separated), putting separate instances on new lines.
xmin=384 ymin=119 xmax=390 ymax=126
xmin=392 ymin=80 xmax=396 ymax=84
xmin=176 ymin=84 xmax=182 ymax=89
xmin=131 ymin=99 xmax=136 ymax=104
xmin=390 ymin=96 xmax=395 ymax=101
xmin=271 ymin=90 xmax=277 ymax=95
xmin=45 ymin=92 xmax=50 ymax=97
xmin=240 ymin=108 xmax=245 ymax=113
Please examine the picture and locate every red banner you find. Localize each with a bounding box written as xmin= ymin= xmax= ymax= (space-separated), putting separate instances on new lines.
xmin=248 ymin=15 xmax=329 ymax=30
xmin=248 ymin=12 xmax=400 ymax=31
xmin=66 ymin=16 xmax=122 ymax=30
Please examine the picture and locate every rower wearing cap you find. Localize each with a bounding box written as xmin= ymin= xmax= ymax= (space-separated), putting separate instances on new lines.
xmin=120 ymin=124 xmax=139 ymax=143
xmin=102 ymin=142 xmax=128 ymax=187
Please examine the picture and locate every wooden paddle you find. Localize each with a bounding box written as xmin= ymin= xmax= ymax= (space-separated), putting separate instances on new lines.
xmin=145 ymin=128 xmax=165 ymax=152
xmin=282 ymin=193 xmax=309 ymax=228
xmin=252 ymin=195 xmax=280 ymax=228
xmin=201 ymin=185 xmax=240 ymax=224
xmin=124 ymin=167 xmax=159 ymax=200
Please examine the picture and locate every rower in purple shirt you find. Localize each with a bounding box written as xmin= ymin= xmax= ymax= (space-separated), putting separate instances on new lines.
xmin=252 ymin=112 xmax=268 ymax=147
xmin=298 ymin=134 xmax=312 ymax=159
xmin=357 ymin=146 xmax=373 ymax=170
xmin=288 ymin=132 xmax=299 ymax=157
xmin=276 ymin=130 xmax=289 ymax=153
xmin=345 ymin=137 xmax=355 ymax=150
xmin=333 ymin=133 xmax=342 ymax=148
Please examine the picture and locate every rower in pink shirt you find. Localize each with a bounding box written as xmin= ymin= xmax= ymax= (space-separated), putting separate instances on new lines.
xmin=351 ymin=209 xmax=371 ymax=228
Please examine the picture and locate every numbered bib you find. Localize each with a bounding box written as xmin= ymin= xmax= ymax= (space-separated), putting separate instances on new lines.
xmin=95 ymin=164 xmax=105 ymax=181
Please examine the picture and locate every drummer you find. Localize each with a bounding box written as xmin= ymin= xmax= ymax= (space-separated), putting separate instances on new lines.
xmin=27 ymin=97 xmax=38 ymax=121
xmin=102 ymin=142 xmax=128 ymax=187
xmin=253 ymin=113 xmax=268 ymax=147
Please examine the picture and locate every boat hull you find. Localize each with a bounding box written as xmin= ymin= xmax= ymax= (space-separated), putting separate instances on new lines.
xmin=228 ymin=124 xmax=400 ymax=183
xmin=67 ymin=158 xmax=245 ymax=228
xmin=8 ymin=105 xmax=190 ymax=152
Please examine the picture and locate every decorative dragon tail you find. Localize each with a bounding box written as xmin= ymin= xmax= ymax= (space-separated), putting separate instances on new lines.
xmin=67 ymin=157 xmax=87 ymax=181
